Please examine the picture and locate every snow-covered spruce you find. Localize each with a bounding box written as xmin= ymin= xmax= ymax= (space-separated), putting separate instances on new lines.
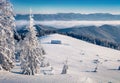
xmin=20 ymin=9 xmax=45 ymax=75
xmin=61 ymin=60 xmax=68 ymax=74
xmin=0 ymin=0 xmax=15 ymax=71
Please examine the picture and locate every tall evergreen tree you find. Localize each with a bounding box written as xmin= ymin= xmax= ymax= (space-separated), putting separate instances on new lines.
xmin=0 ymin=0 xmax=15 ymax=71
xmin=20 ymin=9 xmax=45 ymax=75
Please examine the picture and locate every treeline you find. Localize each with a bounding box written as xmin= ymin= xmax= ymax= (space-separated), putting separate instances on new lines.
xmin=59 ymin=32 xmax=120 ymax=50
xmin=35 ymin=25 xmax=57 ymax=37
xmin=14 ymin=27 xmax=120 ymax=50
xmin=14 ymin=27 xmax=56 ymax=41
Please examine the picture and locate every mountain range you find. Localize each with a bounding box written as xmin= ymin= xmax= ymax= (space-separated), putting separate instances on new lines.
xmin=58 ymin=25 xmax=120 ymax=43
xmin=15 ymin=13 xmax=120 ymax=21
xmin=15 ymin=24 xmax=120 ymax=50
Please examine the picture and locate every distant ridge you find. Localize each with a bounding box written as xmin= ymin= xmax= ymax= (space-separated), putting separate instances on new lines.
xmin=15 ymin=13 xmax=120 ymax=21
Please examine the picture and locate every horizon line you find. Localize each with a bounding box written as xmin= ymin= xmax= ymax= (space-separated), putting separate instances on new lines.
xmin=15 ymin=12 xmax=120 ymax=15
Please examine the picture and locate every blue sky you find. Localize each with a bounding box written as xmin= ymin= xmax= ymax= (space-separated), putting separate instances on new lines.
xmin=11 ymin=0 xmax=120 ymax=14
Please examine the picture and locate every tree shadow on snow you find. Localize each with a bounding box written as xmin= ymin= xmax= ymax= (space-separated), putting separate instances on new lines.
xmin=11 ymin=71 xmax=22 ymax=75
xmin=108 ymin=69 xmax=120 ymax=71
xmin=84 ymin=70 xmax=97 ymax=73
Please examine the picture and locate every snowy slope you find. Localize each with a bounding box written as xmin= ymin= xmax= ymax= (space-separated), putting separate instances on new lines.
xmin=0 ymin=34 xmax=120 ymax=83
xmin=40 ymin=34 xmax=120 ymax=82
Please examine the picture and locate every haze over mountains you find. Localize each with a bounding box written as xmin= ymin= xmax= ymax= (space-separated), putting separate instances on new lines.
xmin=15 ymin=13 xmax=120 ymax=21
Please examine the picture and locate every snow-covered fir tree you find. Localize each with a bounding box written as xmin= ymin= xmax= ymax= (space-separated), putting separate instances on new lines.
xmin=61 ymin=59 xmax=68 ymax=74
xmin=0 ymin=0 xmax=15 ymax=71
xmin=20 ymin=9 xmax=45 ymax=75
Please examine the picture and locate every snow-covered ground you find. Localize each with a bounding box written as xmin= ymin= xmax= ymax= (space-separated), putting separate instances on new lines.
xmin=0 ymin=34 xmax=120 ymax=83
xmin=41 ymin=34 xmax=120 ymax=82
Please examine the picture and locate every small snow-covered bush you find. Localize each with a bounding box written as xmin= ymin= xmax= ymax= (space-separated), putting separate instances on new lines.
xmin=40 ymin=57 xmax=50 ymax=67
xmin=43 ymin=67 xmax=54 ymax=75
xmin=0 ymin=65 xmax=3 ymax=70
xmin=93 ymin=59 xmax=99 ymax=72
xmin=118 ymin=66 xmax=120 ymax=70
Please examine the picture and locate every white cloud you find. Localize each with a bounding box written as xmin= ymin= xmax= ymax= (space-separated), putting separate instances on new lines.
xmin=15 ymin=20 xmax=29 ymax=27
xmin=16 ymin=20 xmax=120 ymax=29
